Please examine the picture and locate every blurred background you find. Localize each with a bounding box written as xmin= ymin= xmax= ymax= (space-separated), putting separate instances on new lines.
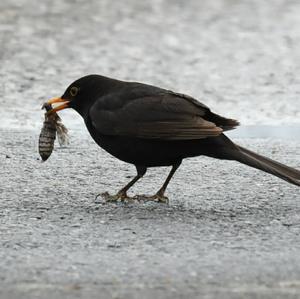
xmin=1 ymin=0 xmax=299 ymax=132
xmin=1 ymin=2 xmax=300 ymax=298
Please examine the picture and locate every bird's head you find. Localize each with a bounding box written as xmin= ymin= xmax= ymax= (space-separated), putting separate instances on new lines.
xmin=44 ymin=74 xmax=119 ymax=117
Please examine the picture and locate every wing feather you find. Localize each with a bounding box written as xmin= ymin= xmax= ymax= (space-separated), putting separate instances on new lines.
xmin=89 ymin=92 xmax=226 ymax=140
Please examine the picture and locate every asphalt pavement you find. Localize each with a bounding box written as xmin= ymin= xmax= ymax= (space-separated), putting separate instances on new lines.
xmin=1 ymin=0 xmax=300 ymax=298
xmin=1 ymin=129 xmax=300 ymax=299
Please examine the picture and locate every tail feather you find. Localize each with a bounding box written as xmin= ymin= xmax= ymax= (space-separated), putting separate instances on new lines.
xmin=232 ymin=145 xmax=300 ymax=187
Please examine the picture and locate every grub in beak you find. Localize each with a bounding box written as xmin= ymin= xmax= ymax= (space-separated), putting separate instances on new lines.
xmin=43 ymin=97 xmax=70 ymax=115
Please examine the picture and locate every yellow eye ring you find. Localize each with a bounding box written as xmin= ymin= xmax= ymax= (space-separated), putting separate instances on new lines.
xmin=70 ymin=86 xmax=79 ymax=97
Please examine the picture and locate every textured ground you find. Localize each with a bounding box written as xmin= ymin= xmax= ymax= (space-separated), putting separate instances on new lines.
xmin=0 ymin=0 xmax=300 ymax=131
xmin=0 ymin=0 xmax=300 ymax=298
xmin=0 ymin=130 xmax=300 ymax=299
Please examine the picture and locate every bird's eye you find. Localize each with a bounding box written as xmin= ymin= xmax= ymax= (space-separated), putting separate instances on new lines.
xmin=70 ymin=86 xmax=79 ymax=97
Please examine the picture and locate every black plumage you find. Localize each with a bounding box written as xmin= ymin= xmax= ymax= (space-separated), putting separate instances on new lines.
xmin=45 ymin=75 xmax=300 ymax=202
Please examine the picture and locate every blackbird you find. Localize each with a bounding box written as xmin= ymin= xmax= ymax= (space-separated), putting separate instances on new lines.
xmin=45 ymin=74 xmax=300 ymax=202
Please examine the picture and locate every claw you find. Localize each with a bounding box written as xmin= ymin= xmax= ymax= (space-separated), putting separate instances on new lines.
xmin=95 ymin=191 xmax=132 ymax=203
xmin=150 ymin=193 xmax=169 ymax=204
xmin=133 ymin=193 xmax=169 ymax=204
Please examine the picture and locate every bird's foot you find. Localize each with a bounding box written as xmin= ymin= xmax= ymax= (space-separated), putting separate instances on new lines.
xmin=134 ymin=192 xmax=169 ymax=204
xmin=95 ymin=191 xmax=132 ymax=203
xmin=150 ymin=193 xmax=169 ymax=204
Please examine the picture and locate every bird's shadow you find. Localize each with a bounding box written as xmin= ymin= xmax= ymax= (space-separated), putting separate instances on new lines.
xmin=83 ymin=193 xmax=266 ymax=224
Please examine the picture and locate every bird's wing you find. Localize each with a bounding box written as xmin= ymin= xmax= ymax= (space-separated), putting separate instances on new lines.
xmin=89 ymin=91 xmax=238 ymax=140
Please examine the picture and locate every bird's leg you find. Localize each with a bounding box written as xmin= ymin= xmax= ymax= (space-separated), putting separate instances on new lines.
xmin=149 ymin=161 xmax=182 ymax=203
xmin=97 ymin=166 xmax=147 ymax=202
xmin=115 ymin=167 xmax=146 ymax=199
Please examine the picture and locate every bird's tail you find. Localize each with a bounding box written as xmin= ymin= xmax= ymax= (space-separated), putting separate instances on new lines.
xmin=231 ymin=145 xmax=300 ymax=187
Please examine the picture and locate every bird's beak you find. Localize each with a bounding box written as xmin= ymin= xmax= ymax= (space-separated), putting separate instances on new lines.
xmin=43 ymin=97 xmax=70 ymax=114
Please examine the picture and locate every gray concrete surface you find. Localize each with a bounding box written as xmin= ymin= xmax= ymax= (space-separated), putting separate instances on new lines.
xmin=1 ymin=0 xmax=300 ymax=298
xmin=1 ymin=0 xmax=300 ymax=131
xmin=1 ymin=130 xmax=300 ymax=299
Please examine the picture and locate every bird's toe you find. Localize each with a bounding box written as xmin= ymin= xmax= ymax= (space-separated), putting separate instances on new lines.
xmin=153 ymin=194 xmax=169 ymax=204
xmin=133 ymin=193 xmax=169 ymax=204
xmin=95 ymin=191 xmax=132 ymax=203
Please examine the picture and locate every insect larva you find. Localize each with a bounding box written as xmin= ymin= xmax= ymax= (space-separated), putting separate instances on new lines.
xmin=56 ymin=120 xmax=69 ymax=146
xmin=38 ymin=104 xmax=69 ymax=161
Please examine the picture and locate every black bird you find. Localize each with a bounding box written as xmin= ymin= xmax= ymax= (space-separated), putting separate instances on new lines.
xmin=45 ymin=75 xmax=300 ymax=202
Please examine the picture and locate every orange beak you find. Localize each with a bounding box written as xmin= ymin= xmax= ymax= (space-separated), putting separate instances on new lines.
xmin=43 ymin=97 xmax=70 ymax=114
